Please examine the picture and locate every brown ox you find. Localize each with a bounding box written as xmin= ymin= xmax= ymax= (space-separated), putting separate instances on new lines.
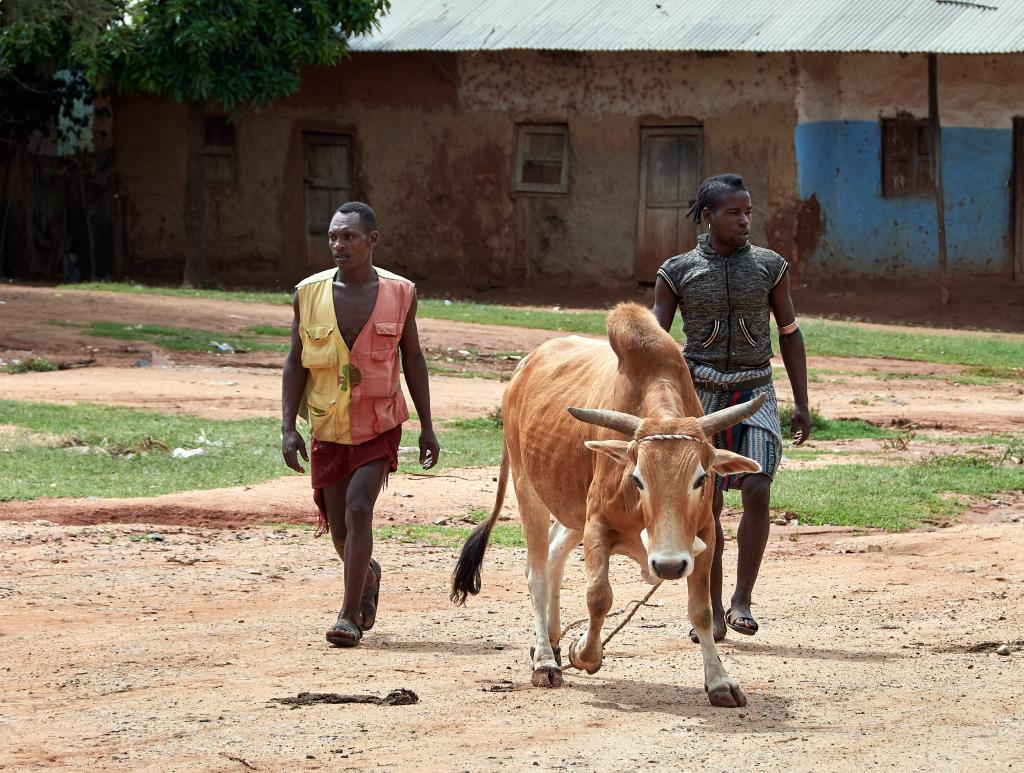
xmin=451 ymin=303 xmax=764 ymax=707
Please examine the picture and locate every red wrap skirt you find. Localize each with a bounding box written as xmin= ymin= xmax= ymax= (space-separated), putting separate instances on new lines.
xmin=311 ymin=424 xmax=402 ymax=537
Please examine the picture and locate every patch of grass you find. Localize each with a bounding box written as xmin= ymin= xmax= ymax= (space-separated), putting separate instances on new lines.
xmin=883 ymin=371 xmax=1004 ymax=387
xmin=421 ymin=300 xmax=689 ymax=339
xmin=918 ymin=432 xmax=1022 ymax=446
xmin=83 ymin=321 xmax=287 ymax=353
xmin=58 ymin=282 xmax=1024 ymax=368
xmin=484 ymin=406 xmax=503 ymax=428
xmin=374 ymin=523 xmax=524 ymax=548
xmin=447 ymin=417 xmax=503 ymax=431
xmin=805 ymin=369 xmax=825 ymax=383
xmin=59 ymin=281 xmax=292 ymax=306
xmin=398 ymin=417 xmax=503 ymax=473
xmin=0 ymin=400 xmax=288 ymax=500
xmin=880 ymin=431 xmax=916 ymax=452
xmin=1001 ymin=437 xmax=1024 ymax=465
xmin=59 ymin=282 xmax=684 ymax=336
xmin=965 ymin=364 xmax=1024 ymax=380
xmin=824 ymin=367 xmax=1017 ymax=387
xmin=781 ymin=447 xmax=829 ymax=461
xmin=247 ymin=324 xmax=291 ymax=337
xmin=780 ymin=320 xmax=1024 ymax=370
xmin=0 ymin=399 xmax=509 ymax=499
xmin=461 ymin=507 xmax=490 ymax=524
xmin=425 ymin=361 xmax=506 ymax=381
xmin=727 ymin=453 xmax=1024 ymax=531
xmin=417 ymin=299 xmax=615 ymax=335
xmin=778 ymin=404 xmax=894 ymax=441
xmin=4 ymin=357 xmax=58 ymax=374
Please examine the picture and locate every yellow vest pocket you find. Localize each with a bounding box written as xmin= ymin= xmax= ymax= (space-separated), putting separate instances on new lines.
xmin=301 ymin=325 xmax=338 ymax=369
xmin=307 ymin=393 xmax=338 ymax=436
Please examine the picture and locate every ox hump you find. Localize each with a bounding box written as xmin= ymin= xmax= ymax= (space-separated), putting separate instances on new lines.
xmin=606 ymin=303 xmax=684 ymax=371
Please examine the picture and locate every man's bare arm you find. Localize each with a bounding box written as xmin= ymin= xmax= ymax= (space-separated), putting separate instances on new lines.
xmin=769 ymin=272 xmax=811 ymax=446
xmin=652 ymin=276 xmax=677 ymax=333
xmin=281 ymin=292 xmax=310 ymax=472
xmin=399 ymin=293 xmax=440 ymax=470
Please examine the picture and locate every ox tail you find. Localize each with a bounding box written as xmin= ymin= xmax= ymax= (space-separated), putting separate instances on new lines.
xmin=450 ymin=441 xmax=510 ymax=605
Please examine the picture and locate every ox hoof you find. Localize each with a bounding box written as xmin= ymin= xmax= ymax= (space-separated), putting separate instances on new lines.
xmin=567 ymin=638 xmax=601 ymax=675
xmin=706 ymin=680 xmax=748 ymax=708
xmin=531 ymin=666 xmax=564 ymax=688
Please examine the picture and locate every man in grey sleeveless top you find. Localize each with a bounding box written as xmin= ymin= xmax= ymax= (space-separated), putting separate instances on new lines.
xmin=653 ymin=173 xmax=811 ymax=643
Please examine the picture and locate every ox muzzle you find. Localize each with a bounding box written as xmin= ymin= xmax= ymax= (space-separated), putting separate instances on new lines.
xmin=641 ymin=529 xmax=707 ymax=580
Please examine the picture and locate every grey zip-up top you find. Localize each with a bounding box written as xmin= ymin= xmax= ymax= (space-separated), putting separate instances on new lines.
xmin=657 ymin=234 xmax=789 ymax=372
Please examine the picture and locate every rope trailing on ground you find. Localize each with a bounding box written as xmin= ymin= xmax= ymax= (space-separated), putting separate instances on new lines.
xmin=558 ymin=581 xmax=663 ymax=670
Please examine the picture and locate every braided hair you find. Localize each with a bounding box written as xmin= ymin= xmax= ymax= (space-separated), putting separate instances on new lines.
xmin=687 ymin=174 xmax=748 ymax=224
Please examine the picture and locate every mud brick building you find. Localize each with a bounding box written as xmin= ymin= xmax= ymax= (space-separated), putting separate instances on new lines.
xmin=111 ymin=0 xmax=1024 ymax=289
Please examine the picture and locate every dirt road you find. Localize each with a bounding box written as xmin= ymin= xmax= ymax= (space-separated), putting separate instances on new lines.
xmin=1 ymin=519 xmax=1021 ymax=771
xmin=2 ymin=285 xmax=1023 ymax=771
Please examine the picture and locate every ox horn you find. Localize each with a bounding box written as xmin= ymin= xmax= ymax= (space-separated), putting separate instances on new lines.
xmin=566 ymin=406 xmax=641 ymax=437
xmin=697 ymin=393 xmax=767 ymax=437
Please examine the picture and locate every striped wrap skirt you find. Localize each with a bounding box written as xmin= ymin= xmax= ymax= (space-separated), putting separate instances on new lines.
xmin=689 ymin=361 xmax=782 ymax=491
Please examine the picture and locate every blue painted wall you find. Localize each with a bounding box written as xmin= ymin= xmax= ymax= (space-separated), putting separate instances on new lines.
xmin=795 ymin=120 xmax=1012 ymax=276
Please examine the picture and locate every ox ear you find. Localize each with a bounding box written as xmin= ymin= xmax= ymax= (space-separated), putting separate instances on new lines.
xmin=710 ymin=449 xmax=761 ymax=476
xmin=584 ymin=439 xmax=632 ymax=465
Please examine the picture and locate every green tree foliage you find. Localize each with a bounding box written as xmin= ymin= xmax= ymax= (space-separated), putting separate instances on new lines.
xmin=89 ymin=0 xmax=389 ymax=109
xmin=86 ymin=0 xmax=390 ymax=285
xmin=0 ymin=1 xmax=123 ymax=147
xmin=0 ymin=1 xmax=126 ymax=279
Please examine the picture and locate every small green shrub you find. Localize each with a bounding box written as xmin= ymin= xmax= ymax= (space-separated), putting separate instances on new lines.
xmin=4 ymin=358 xmax=58 ymax=374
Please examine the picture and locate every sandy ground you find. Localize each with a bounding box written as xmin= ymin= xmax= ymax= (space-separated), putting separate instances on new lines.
xmin=1 ymin=519 xmax=1022 ymax=772
xmin=0 ymin=467 xmax=509 ymax=529
xmin=0 ymin=366 xmax=506 ymax=422
xmin=2 ymin=285 xmax=1023 ymax=770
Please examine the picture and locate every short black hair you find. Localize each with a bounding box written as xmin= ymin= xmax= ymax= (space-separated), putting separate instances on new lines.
xmin=334 ymin=201 xmax=378 ymax=231
xmin=688 ymin=174 xmax=749 ymax=224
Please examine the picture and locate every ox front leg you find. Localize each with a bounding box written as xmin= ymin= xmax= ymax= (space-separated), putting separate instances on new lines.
xmin=568 ymin=519 xmax=612 ymax=675
xmin=519 ymin=485 xmax=563 ymax=688
xmin=688 ymin=524 xmax=747 ymax=708
xmin=546 ymin=522 xmax=583 ymax=661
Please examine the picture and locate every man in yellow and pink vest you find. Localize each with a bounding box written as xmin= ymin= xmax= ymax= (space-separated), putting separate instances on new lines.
xmin=281 ymin=201 xmax=440 ymax=648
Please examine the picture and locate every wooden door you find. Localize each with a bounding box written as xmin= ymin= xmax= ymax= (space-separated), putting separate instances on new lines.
xmin=635 ymin=126 xmax=703 ymax=283
xmin=1014 ymin=119 xmax=1024 ymax=281
xmin=303 ymin=133 xmax=353 ymax=268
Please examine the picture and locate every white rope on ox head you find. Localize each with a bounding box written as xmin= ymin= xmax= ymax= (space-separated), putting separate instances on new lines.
xmin=628 ymin=433 xmax=712 ymax=456
xmin=637 ymin=433 xmax=701 ymax=443
xmin=635 ymin=433 xmax=710 ymax=446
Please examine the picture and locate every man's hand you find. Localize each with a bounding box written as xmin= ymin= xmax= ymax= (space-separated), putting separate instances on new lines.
xmin=282 ymin=427 xmax=309 ymax=473
xmin=419 ymin=428 xmax=440 ymax=470
xmin=789 ymin=405 xmax=812 ymax=446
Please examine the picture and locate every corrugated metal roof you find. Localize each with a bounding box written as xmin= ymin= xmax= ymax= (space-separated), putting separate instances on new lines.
xmin=349 ymin=0 xmax=1024 ymax=54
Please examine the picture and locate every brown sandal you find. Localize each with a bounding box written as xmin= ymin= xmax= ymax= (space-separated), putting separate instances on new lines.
xmin=326 ymin=616 xmax=362 ymax=648
xmin=360 ymin=559 xmax=381 ymax=631
xmin=725 ymin=607 xmax=759 ymax=636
